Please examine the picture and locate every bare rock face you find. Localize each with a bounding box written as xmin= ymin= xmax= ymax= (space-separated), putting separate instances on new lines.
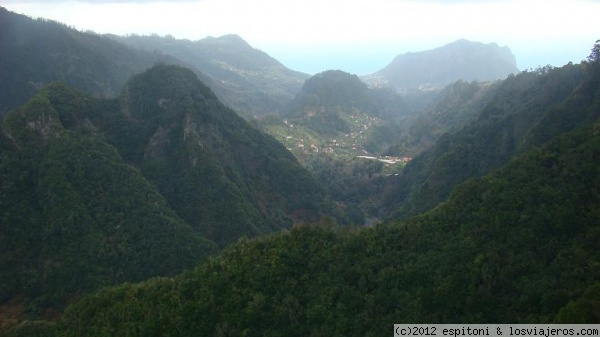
xmin=3 ymin=94 xmax=65 ymax=148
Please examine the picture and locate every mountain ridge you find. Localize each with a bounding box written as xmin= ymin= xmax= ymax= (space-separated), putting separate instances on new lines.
xmin=382 ymin=58 xmax=598 ymax=220
xmin=0 ymin=64 xmax=327 ymax=323
xmin=367 ymin=39 xmax=519 ymax=90
xmin=4 ymin=6 xmax=600 ymax=334
xmin=0 ymin=7 xmax=180 ymax=117
xmin=110 ymin=33 xmax=310 ymax=119
xmin=15 ymin=116 xmax=600 ymax=335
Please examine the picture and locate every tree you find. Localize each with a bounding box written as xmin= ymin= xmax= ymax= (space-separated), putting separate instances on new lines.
xmin=588 ymin=40 xmax=600 ymax=64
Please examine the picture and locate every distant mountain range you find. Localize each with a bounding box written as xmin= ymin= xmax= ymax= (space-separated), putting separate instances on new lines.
xmin=109 ymin=34 xmax=309 ymax=119
xmin=0 ymin=8 xmax=308 ymax=120
xmin=0 ymin=7 xmax=171 ymax=116
xmin=366 ymin=39 xmax=519 ymax=90
xmin=2 ymin=5 xmax=600 ymax=334
xmin=18 ymin=57 xmax=600 ymax=333
xmin=383 ymin=60 xmax=599 ymax=220
xmin=2 ymin=6 xmax=522 ymax=121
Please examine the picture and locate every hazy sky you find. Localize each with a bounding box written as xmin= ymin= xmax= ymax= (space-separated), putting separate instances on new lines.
xmin=3 ymin=0 xmax=599 ymax=75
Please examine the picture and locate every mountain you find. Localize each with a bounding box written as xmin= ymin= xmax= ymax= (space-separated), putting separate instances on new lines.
xmin=0 ymin=8 xmax=306 ymax=122
xmin=0 ymin=7 xmax=178 ymax=117
xmin=111 ymin=34 xmax=309 ymax=119
xmin=383 ymin=56 xmax=598 ymax=220
xmin=112 ymin=65 xmax=325 ymax=244
xmin=3 ymin=6 xmax=600 ymax=335
xmin=384 ymin=79 xmax=497 ymax=157
xmin=367 ymin=39 xmax=519 ymax=90
xmin=0 ymin=79 xmax=216 ymax=322
xmin=0 ymin=64 xmax=326 ymax=325
xmin=279 ymin=70 xmax=408 ymax=154
xmin=254 ymin=70 xmax=411 ymax=224
xmin=16 ymin=115 xmax=600 ymax=335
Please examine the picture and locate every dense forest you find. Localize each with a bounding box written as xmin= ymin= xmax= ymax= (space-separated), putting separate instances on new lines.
xmin=0 ymin=7 xmax=174 ymax=116
xmin=110 ymin=33 xmax=309 ymax=119
xmin=383 ymin=54 xmax=599 ymax=220
xmin=1 ymin=5 xmax=599 ymax=335
xmin=6 ymin=96 xmax=600 ymax=336
xmin=0 ymin=8 xmax=306 ymax=121
xmin=0 ymin=65 xmax=327 ymax=325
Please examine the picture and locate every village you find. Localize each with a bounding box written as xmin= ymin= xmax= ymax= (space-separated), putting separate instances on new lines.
xmin=356 ymin=155 xmax=412 ymax=164
xmin=273 ymin=113 xmax=412 ymax=167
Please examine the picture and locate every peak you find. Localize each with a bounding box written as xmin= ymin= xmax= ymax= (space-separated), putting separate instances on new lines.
xmin=442 ymin=39 xmax=502 ymax=50
xmin=303 ymin=70 xmax=366 ymax=94
xmin=122 ymin=64 xmax=217 ymax=120
xmin=449 ymin=38 xmax=476 ymax=45
xmin=313 ymin=70 xmax=358 ymax=80
xmin=127 ymin=64 xmax=215 ymax=98
xmin=200 ymin=34 xmax=251 ymax=48
xmin=374 ymin=39 xmax=518 ymax=89
xmin=219 ymin=34 xmax=246 ymax=43
xmin=298 ymin=69 xmax=369 ymax=107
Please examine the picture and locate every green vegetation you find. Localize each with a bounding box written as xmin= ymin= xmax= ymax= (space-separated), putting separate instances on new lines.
xmin=384 ymin=80 xmax=496 ymax=157
xmin=254 ymin=70 xmax=412 ymax=223
xmin=11 ymin=117 xmax=599 ymax=335
xmin=281 ymin=70 xmax=408 ymax=157
xmin=0 ymin=7 xmax=170 ymax=117
xmin=2 ymin=8 xmax=599 ymax=335
xmin=111 ymin=65 xmax=325 ymax=244
xmin=384 ymin=58 xmax=597 ymax=220
xmin=0 ymin=65 xmax=326 ymax=327
xmin=111 ymin=33 xmax=309 ymax=119
xmin=0 ymin=84 xmax=216 ymax=318
xmin=0 ymin=7 xmax=308 ymax=123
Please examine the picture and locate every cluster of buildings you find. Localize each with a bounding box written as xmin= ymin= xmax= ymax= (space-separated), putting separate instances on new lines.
xmin=357 ymin=155 xmax=412 ymax=164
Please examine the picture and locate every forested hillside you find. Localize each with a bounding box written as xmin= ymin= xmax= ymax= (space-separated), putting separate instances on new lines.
xmin=0 ymin=65 xmax=326 ymax=327
xmin=383 ymin=55 xmax=599 ymax=220
xmin=11 ymin=113 xmax=598 ymax=336
xmin=113 ymin=65 xmax=325 ymax=244
xmin=0 ymin=8 xmax=304 ymax=122
xmin=0 ymin=7 xmax=177 ymax=117
xmin=255 ymin=70 xmax=411 ymax=224
xmin=384 ymin=79 xmax=496 ymax=157
xmin=111 ymin=33 xmax=309 ymax=119
xmin=283 ymin=70 xmax=408 ymax=152
xmin=2 ymin=5 xmax=599 ymax=335
xmin=0 ymin=81 xmax=215 ymax=321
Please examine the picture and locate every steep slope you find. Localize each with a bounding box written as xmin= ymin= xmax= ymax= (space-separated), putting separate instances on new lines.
xmin=384 ymin=80 xmax=497 ymax=157
xmin=102 ymin=64 xmax=325 ymax=244
xmin=112 ymin=34 xmax=309 ymax=119
xmin=367 ymin=39 xmax=519 ymax=90
xmin=0 ymin=83 xmax=215 ymax=321
xmin=278 ymin=70 xmax=408 ymax=156
xmin=256 ymin=70 xmax=410 ymax=224
xmin=0 ymin=7 xmax=176 ymax=117
xmin=21 ymin=117 xmax=600 ymax=336
xmin=0 ymin=65 xmax=326 ymax=328
xmin=383 ymin=58 xmax=597 ymax=219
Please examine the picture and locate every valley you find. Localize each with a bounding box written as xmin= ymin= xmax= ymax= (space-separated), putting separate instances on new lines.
xmin=1 ymin=5 xmax=599 ymax=335
xmin=263 ymin=112 xmax=380 ymax=158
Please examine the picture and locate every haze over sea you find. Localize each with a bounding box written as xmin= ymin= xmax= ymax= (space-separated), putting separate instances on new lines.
xmin=3 ymin=0 xmax=599 ymax=75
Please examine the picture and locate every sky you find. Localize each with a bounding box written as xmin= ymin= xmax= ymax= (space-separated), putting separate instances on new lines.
xmin=2 ymin=0 xmax=599 ymax=75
